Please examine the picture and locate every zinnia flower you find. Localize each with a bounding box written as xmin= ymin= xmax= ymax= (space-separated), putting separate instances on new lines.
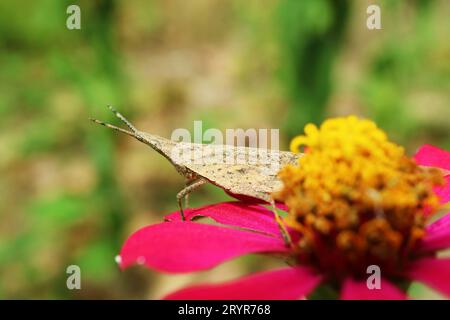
xmin=117 ymin=116 xmax=450 ymax=300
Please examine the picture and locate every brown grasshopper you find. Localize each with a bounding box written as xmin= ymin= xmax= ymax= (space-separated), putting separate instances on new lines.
xmin=91 ymin=106 xmax=301 ymax=244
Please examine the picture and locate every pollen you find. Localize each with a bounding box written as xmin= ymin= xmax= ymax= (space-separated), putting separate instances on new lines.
xmin=276 ymin=116 xmax=444 ymax=278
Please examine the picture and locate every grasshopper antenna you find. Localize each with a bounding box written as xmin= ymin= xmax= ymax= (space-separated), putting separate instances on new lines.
xmin=89 ymin=118 xmax=137 ymax=138
xmin=107 ymin=105 xmax=139 ymax=134
xmin=91 ymin=106 xmax=148 ymax=143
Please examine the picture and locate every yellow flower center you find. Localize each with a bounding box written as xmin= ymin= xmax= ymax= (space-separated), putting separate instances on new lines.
xmin=276 ymin=116 xmax=443 ymax=278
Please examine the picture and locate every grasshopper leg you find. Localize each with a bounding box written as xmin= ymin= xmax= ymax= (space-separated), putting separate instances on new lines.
xmin=184 ymin=179 xmax=198 ymax=209
xmin=270 ymin=200 xmax=292 ymax=247
xmin=177 ymin=178 xmax=207 ymax=221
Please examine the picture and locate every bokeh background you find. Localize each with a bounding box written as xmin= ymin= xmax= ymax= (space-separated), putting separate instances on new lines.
xmin=0 ymin=0 xmax=449 ymax=299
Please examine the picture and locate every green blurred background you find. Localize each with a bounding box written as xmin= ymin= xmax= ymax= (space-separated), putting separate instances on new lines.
xmin=0 ymin=0 xmax=449 ymax=299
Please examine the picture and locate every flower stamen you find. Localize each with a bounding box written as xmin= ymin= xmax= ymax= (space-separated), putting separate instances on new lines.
xmin=276 ymin=116 xmax=444 ymax=279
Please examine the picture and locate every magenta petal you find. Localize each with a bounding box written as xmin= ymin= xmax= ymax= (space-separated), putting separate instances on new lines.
xmin=165 ymin=202 xmax=281 ymax=237
xmin=340 ymin=277 xmax=406 ymax=300
xmin=405 ymin=257 xmax=450 ymax=298
xmin=414 ymin=144 xmax=450 ymax=171
xmin=419 ymin=212 xmax=450 ymax=252
xmin=434 ymin=175 xmax=450 ymax=204
xmin=164 ymin=266 xmax=322 ymax=300
xmin=119 ymin=221 xmax=287 ymax=273
xmin=426 ymin=211 xmax=450 ymax=235
xmin=275 ymin=202 xmax=288 ymax=211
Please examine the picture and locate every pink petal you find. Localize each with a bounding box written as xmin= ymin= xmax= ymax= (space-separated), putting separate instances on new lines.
xmin=340 ymin=277 xmax=407 ymax=300
xmin=434 ymin=175 xmax=450 ymax=204
xmin=419 ymin=212 xmax=450 ymax=252
xmin=427 ymin=211 xmax=450 ymax=234
xmin=165 ymin=202 xmax=281 ymax=237
xmin=164 ymin=266 xmax=322 ymax=300
xmin=414 ymin=144 xmax=450 ymax=171
xmin=405 ymin=257 xmax=450 ymax=298
xmin=275 ymin=202 xmax=288 ymax=211
xmin=119 ymin=221 xmax=287 ymax=273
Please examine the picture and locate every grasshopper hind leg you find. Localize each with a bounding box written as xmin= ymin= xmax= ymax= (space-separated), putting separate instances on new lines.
xmin=177 ymin=178 xmax=207 ymax=221
xmin=270 ymin=200 xmax=292 ymax=247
